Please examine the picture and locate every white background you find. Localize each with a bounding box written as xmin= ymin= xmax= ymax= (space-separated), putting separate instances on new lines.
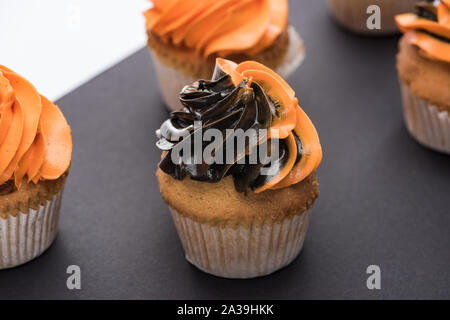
xmin=0 ymin=0 xmax=150 ymax=100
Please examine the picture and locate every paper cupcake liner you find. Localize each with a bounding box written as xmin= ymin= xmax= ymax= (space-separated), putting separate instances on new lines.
xmin=169 ymin=207 xmax=311 ymax=279
xmin=400 ymin=83 xmax=450 ymax=154
xmin=151 ymin=26 xmax=305 ymax=112
xmin=328 ymin=0 xmax=416 ymax=35
xmin=0 ymin=190 xmax=63 ymax=270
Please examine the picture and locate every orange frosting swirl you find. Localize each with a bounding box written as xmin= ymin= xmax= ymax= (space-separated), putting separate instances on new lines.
xmin=144 ymin=0 xmax=288 ymax=58
xmin=396 ymin=0 xmax=450 ymax=63
xmin=0 ymin=66 xmax=72 ymax=188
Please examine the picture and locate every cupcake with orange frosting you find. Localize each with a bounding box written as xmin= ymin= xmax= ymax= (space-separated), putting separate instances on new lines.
xmin=0 ymin=66 xmax=72 ymax=269
xmin=156 ymin=58 xmax=322 ymax=278
xmin=396 ymin=0 xmax=450 ymax=153
xmin=144 ymin=0 xmax=305 ymax=111
xmin=328 ymin=0 xmax=417 ymax=35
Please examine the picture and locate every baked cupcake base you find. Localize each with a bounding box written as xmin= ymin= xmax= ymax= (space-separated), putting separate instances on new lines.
xmin=0 ymin=190 xmax=63 ymax=270
xmin=400 ymin=83 xmax=450 ymax=154
xmin=157 ymin=169 xmax=319 ymax=279
xmin=170 ymin=207 xmax=311 ymax=279
xmin=150 ymin=26 xmax=305 ymax=112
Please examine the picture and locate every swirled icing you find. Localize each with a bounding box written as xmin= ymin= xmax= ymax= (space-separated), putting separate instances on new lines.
xmin=144 ymin=0 xmax=288 ymax=57
xmin=0 ymin=66 xmax=72 ymax=188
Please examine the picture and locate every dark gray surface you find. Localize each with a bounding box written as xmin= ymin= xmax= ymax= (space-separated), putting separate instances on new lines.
xmin=0 ymin=0 xmax=449 ymax=299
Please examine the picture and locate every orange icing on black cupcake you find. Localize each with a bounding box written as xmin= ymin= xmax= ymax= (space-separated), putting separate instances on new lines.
xmin=0 ymin=66 xmax=72 ymax=188
xmin=144 ymin=0 xmax=288 ymax=57
xmin=396 ymin=0 xmax=450 ymax=63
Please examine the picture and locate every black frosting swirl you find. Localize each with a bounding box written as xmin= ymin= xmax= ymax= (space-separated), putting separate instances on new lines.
xmin=417 ymin=1 xmax=438 ymax=21
xmin=415 ymin=1 xmax=450 ymax=43
xmin=156 ymin=68 xmax=300 ymax=192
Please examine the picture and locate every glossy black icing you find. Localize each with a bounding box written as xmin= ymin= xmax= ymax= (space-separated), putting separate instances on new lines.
xmin=156 ymin=71 xmax=301 ymax=192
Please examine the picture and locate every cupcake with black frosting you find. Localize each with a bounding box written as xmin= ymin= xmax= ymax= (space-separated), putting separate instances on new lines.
xmin=156 ymin=58 xmax=322 ymax=278
xmin=396 ymin=0 xmax=450 ymax=153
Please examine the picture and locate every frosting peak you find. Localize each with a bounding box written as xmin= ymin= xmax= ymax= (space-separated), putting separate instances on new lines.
xmin=144 ymin=0 xmax=288 ymax=58
xmin=156 ymin=59 xmax=322 ymax=193
xmin=396 ymin=0 xmax=450 ymax=63
xmin=0 ymin=66 xmax=72 ymax=188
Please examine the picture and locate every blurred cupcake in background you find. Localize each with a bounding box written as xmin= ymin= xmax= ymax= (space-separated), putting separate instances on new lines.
xmin=144 ymin=0 xmax=305 ymax=111
xmin=328 ymin=0 xmax=417 ymax=35
xmin=396 ymin=0 xmax=450 ymax=153
xmin=0 ymin=66 xmax=72 ymax=269
xmin=156 ymin=58 xmax=322 ymax=278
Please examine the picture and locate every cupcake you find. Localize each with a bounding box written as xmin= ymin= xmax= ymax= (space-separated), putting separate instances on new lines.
xmin=155 ymin=58 xmax=322 ymax=278
xmin=144 ymin=0 xmax=305 ymax=112
xmin=328 ymin=0 xmax=417 ymax=35
xmin=0 ymin=66 xmax=72 ymax=269
xmin=396 ymin=0 xmax=450 ymax=153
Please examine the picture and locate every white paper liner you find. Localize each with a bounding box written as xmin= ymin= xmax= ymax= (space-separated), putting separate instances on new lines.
xmin=327 ymin=0 xmax=416 ymax=35
xmin=400 ymin=83 xmax=450 ymax=154
xmin=0 ymin=191 xmax=63 ymax=270
xmin=170 ymin=207 xmax=311 ymax=279
xmin=151 ymin=26 xmax=305 ymax=112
